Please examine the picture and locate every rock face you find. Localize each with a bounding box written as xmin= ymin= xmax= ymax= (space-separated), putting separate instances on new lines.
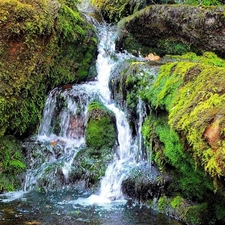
xmin=121 ymin=163 xmax=170 ymax=202
xmin=117 ymin=5 xmax=225 ymax=57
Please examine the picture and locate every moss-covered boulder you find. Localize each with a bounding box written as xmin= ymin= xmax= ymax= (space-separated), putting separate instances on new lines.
xmin=85 ymin=101 xmax=117 ymax=154
xmin=0 ymin=0 xmax=97 ymax=137
xmin=68 ymin=100 xmax=118 ymax=188
xmin=109 ymin=59 xmax=158 ymax=136
xmin=0 ymin=0 xmax=97 ymax=191
xmin=117 ymin=5 xmax=225 ymax=57
xmin=108 ymin=51 xmax=225 ymax=224
xmin=140 ymin=52 xmax=225 ymax=224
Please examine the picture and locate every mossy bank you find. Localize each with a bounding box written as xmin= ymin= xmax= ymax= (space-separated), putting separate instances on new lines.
xmin=0 ymin=0 xmax=97 ymax=192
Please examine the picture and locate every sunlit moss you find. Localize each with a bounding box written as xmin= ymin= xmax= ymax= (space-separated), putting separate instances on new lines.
xmin=91 ymin=0 xmax=145 ymax=22
xmin=144 ymin=52 xmax=225 ymax=183
xmin=0 ymin=0 xmax=97 ymax=191
xmin=142 ymin=114 xmax=214 ymax=200
xmin=0 ymin=0 xmax=96 ymax=136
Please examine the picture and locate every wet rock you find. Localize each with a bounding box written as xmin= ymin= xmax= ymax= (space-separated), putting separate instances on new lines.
xmin=121 ymin=162 xmax=171 ymax=202
xmin=66 ymin=115 xmax=85 ymax=139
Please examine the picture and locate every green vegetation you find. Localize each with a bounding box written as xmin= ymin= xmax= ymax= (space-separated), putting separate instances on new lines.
xmin=144 ymin=52 xmax=225 ymax=182
xmin=91 ymin=0 xmax=224 ymax=23
xmin=91 ymin=0 xmax=145 ymax=22
xmin=156 ymin=195 xmax=209 ymax=225
xmin=0 ymin=0 xmax=96 ymax=137
xmin=0 ymin=136 xmax=25 ymax=192
xmin=139 ymin=52 xmax=225 ymax=224
xmin=0 ymin=0 xmax=97 ymax=191
xmin=85 ymin=101 xmax=117 ymax=152
xmin=180 ymin=0 xmax=223 ymax=5
xmin=142 ymin=114 xmax=214 ymax=200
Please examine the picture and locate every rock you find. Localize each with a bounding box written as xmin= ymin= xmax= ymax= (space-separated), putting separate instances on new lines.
xmin=67 ymin=115 xmax=85 ymax=139
xmin=117 ymin=5 xmax=225 ymax=57
xmin=145 ymin=53 xmax=161 ymax=61
xmin=204 ymin=115 xmax=223 ymax=150
xmin=121 ymin=162 xmax=171 ymax=202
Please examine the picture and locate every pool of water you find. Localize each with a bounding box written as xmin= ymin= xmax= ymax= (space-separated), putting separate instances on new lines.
xmin=0 ymin=191 xmax=183 ymax=225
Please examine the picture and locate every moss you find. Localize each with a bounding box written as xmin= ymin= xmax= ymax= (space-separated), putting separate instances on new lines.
xmin=157 ymin=195 xmax=210 ymax=225
xmin=0 ymin=136 xmax=26 ymax=192
xmin=142 ymin=114 xmax=214 ymax=201
xmin=91 ymin=0 xmax=146 ymax=22
xmin=169 ymin=51 xmax=225 ymax=67
xmin=185 ymin=203 xmax=208 ymax=225
xmin=85 ymin=101 xmax=117 ymax=152
xmin=157 ymin=39 xmax=191 ymax=56
xmin=0 ymin=0 xmax=97 ymax=137
xmin=0 ymin=0 xmax=97 ymax=191
xmin=144 ymin=52 xmax=225 ymax=183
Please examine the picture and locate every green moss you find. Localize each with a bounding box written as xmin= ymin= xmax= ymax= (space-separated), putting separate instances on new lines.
xmin=185 ymin=203 xmax=208 ymax=225
xmin=169 ymin=51 xmax=225 ymax=67
xmin=157 ymin=39 xmax=191 ymax=56
xmin=0 ymin=0 xmax=97 ymax=136
xmin=91 ymin=0 xmax=145 ymax=22
xmin=144 ymin=52 xmax=225 ymax=182
xmin=142 ymin=114 xmax=214 ymax=200
xmin=0 ymin=0 xmax=97 ymax=190
xmin=157 ymin=195 xmax=210 ymax=225
xmin=0 ymin=136 xmax=26 ymax=192
xmin=170 ymin=195 xmax=184 ymax=208
xmin=85 ymin=101 xmax=117 ymax=151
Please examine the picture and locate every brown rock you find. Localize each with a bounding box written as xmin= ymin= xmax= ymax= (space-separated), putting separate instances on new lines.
xmin=204 ymin=115 xmax=223 ymax=149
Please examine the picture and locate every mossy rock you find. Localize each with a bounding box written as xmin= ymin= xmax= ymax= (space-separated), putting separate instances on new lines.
xmin=0 ymin=0 xmax=97 ymax=191
xmin=152 ymin=195 xmax=211 ymax=225
xmin=0 ymin=136 xmax=26 ymax=192
xmin=144 ymin=52 xmax=225 ymax=182
xmin=117 ymin=5 xmax=225 ymax=57
xmin=91 ymin=0 xmax=148 ymax=22
xmin=85 ymin=101 xmax=117 ymax=154
xmin=0 ymin=0 xmax=97 ymax=137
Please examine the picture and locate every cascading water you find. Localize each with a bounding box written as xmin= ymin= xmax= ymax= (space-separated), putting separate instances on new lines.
xmin=0 ymin=4 xmax=184 ymax=225
xmin=21 ymin=22 xmax=143 ymax=200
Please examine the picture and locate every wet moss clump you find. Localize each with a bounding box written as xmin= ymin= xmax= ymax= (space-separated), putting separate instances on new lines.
xmin=85 ymin=101 xmax=117 ymax=153
xmin=0 ymin=136 xmax=26 ymax=192
xmin=145 ymin=52 xmax=225 ymax=182
xmin=142 ymin=114 xmax=214 ymax=201
xmin=91 ymin=0 xmax=146 ymax=22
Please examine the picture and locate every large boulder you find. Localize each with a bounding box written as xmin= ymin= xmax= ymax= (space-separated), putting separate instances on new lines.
xmin=116 ymin=5 xmax=225 ymax=57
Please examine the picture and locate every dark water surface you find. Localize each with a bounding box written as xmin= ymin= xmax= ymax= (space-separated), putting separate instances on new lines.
xmin=0 ymin=191 xmax=183 ymax=225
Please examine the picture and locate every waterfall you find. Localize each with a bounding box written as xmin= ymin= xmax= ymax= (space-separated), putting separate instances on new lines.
xmin=22 ymin=18 xmax=148 ymax=201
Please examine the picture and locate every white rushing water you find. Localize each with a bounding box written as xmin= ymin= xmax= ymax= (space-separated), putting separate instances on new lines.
xmin=1 ymin=19 xmax=147 ymax=204
xmin=72 ymin=24 xmax=137 ymax=204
